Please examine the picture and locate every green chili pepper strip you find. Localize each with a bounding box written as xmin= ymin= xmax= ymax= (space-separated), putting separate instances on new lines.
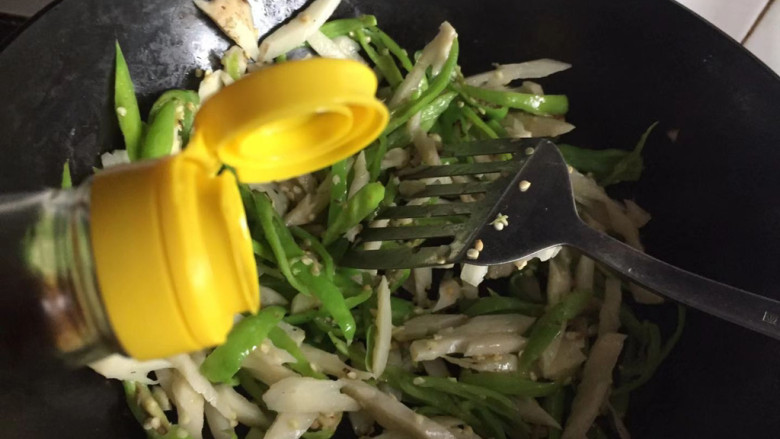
xmin=301 ymin=430 xmax=336 ymax=439
xmin=148 ymin=90 xmax=200 ymax=146
xmin=200 ymin=306 xmax=286 ymax=383
xmin=463 ymin=296 xmax=545 ymax=317
xmin=459 ymin=370 xmax=563 ymax=398
xmin=385 ymin=39 xmax=459 ymax=134
xmin=252 ymin=238 xmax=275 ymax=262
xmin=615 ymin=305 xmax=685 ymax=395
xmin=222 ymin=48 xmax=243 ymax=81
xmin=140 ymin=100 xmax=178 ymax=159
xmin=253 ymin=193 xmax=306 ymax=292
xmin=123 ymin=381 xmax=194 ymax=439
xmin=237 ymin=370 xmax=268 ymax=403
xmin=61 ymin=161 xmax=72 ymax=189
xmin=472 ymin=405 xmax=508 ymax=439
xmin=291 ymin=226 xmax=335 ymax=279
xmin=368 ymin=26 xmax=414 ymax=72
xmin=322 ymin=182 xmax=385 ymax=245
xmin=460 ymin=84 xmax=568 ymax=116
xmin=486 ymin=119 xmax=508 ymax=137
xmin=544 ymin=389 xmax=566 ymax=439
xmin=355 ymin=28 xmax=404 ymax=88
xmin=268 ymin=326 xmax=327 ymax=379
xmin=386 ymin=91 xmax=458 ymax=149
xmin=557 ymin=144 xmax=632 ymax=181
xmin=518 ymin=291 xmax=592 ymax=372
xmin=320 ymin=15 xmax=378 ymax=38
xmin=114 ymin=42 xmax=143 ymax=161
xmin=327 ymin=159 xmax=350 ymax=227
xmin=284 ymin=288 xmax=371 ymax=325
xmin=367 ymin=135 xmax=388 ymax=181
xmin=294 ymin=264 xmax=357 ymax=342
xmin=461 ymin=105 xmax=499 ymax=139
xmin=415 ymin=376 xmax=520 ymax=421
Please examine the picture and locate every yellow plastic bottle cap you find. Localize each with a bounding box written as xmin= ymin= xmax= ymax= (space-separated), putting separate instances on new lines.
xmin=188 ymin=57 xmax=389 ymax=182
xmin=91 ymin=58 xmax=388 ymax=359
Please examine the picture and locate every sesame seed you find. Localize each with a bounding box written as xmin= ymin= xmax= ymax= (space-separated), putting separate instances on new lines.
xmin=413 ymin=307 xmax=424 ymax=315
xmin=413 ymin=377 xmax=425 ymax=385
xmin=292 ymin=186 xmax=303 ymax=194
xmin=415 ymin=414 xmax=425 ymax=425
xmin=514 ymin=260 xmax=527 ymax=270
xmin=432 ymin=334 xmax=443 ymax=341
xmin=347 ymin=371 xmax=358 ymax=379
xmin=332 ymin=175 xmax=341 ymax=185
xmin=474 ymin=239 xmax=484 ymax=252
xmin=494 ymin=222 xmax=505 ymax=231
xmin=466 ymin=248 xmax=480 ymax=260
xmin=519 ymin=180 xmax=531 ymax=192
xmin=116 ymin=106 xmax=127 ymax=117
xmin=457 ymin=101 xmax=465 ymax=108
xmin=524 ymin=147 xmax=535 ymax=156
xmin=567 ymin=165 xmax=574 ymax=174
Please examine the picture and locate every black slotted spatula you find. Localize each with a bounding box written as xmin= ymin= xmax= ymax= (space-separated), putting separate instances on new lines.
xmin=342 ymin=138 xmax=780 ymax=340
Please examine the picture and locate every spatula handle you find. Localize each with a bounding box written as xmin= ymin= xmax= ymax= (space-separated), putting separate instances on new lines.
xmin=568 ymin=221 xmax=780 ymax=341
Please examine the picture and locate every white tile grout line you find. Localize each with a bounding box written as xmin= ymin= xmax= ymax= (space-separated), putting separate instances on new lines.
xmin=743 ymin=0 xmax=776 ymax=43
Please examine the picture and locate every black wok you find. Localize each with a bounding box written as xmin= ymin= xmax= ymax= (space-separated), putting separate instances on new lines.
xmin=1 ymin=0 xmax=779 ymax=437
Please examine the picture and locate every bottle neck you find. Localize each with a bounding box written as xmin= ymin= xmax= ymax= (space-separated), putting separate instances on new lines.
xmin=0 ymin=185 xmax=121 ymax=367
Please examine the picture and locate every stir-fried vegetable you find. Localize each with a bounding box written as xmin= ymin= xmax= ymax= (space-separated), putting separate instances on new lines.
xmin=94 ymin=5 xmax=685 ymax=439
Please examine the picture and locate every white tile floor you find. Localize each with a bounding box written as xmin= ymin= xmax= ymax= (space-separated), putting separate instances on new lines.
xmin=1 ymin=0 xmax=778 ymax=74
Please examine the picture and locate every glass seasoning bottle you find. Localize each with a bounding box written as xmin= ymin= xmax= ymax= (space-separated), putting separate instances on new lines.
xmin=0 ymin=58 xmax=387 ymax=370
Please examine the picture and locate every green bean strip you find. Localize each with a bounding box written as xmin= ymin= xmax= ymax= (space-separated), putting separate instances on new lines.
xmin=268 ymin=326 xmax=327 ymax=379
xmin=384 ymin=38 xmax=460 ymax=134
xmin=320 ymin=15 xmax=378 ymax=38
xmin=518 ymin=291 xmax=592 ymax=373
xmin=200 ymin=306 xmax=286 ymax=383
xmin=462 ymin=296 xmax=545 ymax=317
xmin=61 ymin=161 xmax=72 ymax=189
xmin=459 ymin=371 xmax=563 ymax=398
xmin=355 ymin=28 xmax=404 ymax=88
xmin=322 ymin=182 xmax=385 ymax=245
xmin=291 ymin=226 xmax=335 ymax=279
xmin=367 ymin=26 xmax=414 ymax=72
xmin=327 ymin=159 xmax=350 ymax=227
xmin=114 ymin=42 xmax=143 ymax=161
xmin=544 ymin=389 xmax=566 ymax=439
xmin=460 ymin=84 xmax=568 ymax=116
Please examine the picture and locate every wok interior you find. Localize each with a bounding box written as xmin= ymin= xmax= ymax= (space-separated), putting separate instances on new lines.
xmin=0 ymin=0 xmax=779 ymax=437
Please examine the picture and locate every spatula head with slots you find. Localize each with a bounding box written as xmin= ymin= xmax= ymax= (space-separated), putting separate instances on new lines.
xmin=341 ymin=138 xmax=578 ymax=269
